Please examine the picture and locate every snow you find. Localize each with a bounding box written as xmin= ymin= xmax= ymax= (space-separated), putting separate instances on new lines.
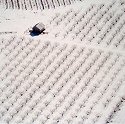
xmin=0 ymin=0 xmax=125 ymax=124
xmin=0 ymin=0 xmax=84 ymax=10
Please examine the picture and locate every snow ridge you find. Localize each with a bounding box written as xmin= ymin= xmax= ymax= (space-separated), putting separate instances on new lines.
xmin=0 ymin=36 xmax=125 ymax=124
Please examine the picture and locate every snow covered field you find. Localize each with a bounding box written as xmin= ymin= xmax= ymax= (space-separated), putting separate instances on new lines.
xmin=0 ymin=0 xmax=83 ymax=10
xmin=0 ymin=0 xmax=125 ymax=124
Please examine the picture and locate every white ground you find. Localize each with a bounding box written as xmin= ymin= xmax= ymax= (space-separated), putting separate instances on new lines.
xmin=0 ymin=0 xmax=125 ymax=124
